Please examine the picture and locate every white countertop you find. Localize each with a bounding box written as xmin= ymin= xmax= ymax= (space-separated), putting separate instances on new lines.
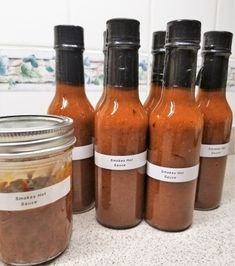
xmin=2 ymin=156 xmax=235 ymax=266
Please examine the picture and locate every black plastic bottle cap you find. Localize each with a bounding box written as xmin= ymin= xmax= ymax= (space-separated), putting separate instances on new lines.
xmin=152 ymin=31 xmax=166 ymax=53
xmin=202 ymin=31 xmax=233 ymax=54
xmin=106 ymin=18 xmax=140 ymax=47
xmin=166 ymin=19 xmax=201 ymax=48
xmin=54 ymin=25 xmax=84 ymax=50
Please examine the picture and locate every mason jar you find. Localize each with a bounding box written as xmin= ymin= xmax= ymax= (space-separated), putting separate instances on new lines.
xmin=0 ymin=115 xmax=76 ymax=265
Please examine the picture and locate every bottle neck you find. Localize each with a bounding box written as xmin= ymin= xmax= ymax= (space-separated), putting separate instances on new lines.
xmin=55 ymin=83 xmax=86 ymax=97
xmin=151 ymin=51 xmax=165 ymax=85
xmin=162 ymin=86 xmax=195 ymax=103
xmin=198 ymin=53 xmax=229 ymax=91
xmin=197 ymin=88 xmax=226 ymax=100
xmin=105 ymin=85 xmax=139 ymax=101
xmin=148 ymin=83 xmax=162 ymax=97
xmin=106 ymin=47 xmax=139 ymax=88
xmin=56 ymin=49 xmax=84 ymax=85
xmin=164 ymin=47 xmax=198 ymax=89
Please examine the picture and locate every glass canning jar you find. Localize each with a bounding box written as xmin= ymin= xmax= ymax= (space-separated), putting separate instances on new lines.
xmin=0 ymin=115 xmax=75 ymax=265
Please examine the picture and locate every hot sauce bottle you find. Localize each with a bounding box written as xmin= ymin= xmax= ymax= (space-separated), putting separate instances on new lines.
xmin=144 ymin=31 xmax=166 ymax=114
xmin=145 ymin=20 xmax=204 ymax=231
xmin=95 ymin=18 xmax=148 ymax=229
xmin=195 ymin=31 xmax=233 ymax=210
xmin=95 ymin=30 xmax=108 ymax=110
xmin=48 ymin=25 xmax=95 ymax=213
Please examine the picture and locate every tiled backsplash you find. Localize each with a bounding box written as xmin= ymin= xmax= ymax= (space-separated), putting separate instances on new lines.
xmin=0 ymin=47 xmax=235 ymax=90
xmin=0 ymin=49 xmax=54 ymax=87
xmin=0 ymin=48 xmax=148 ymax=89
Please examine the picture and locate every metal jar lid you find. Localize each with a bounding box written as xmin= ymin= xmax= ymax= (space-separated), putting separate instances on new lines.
xmin=0 ymin=115 xmax=76 ymax=159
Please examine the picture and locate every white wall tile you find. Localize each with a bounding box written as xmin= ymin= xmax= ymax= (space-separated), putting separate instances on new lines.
xmin=0 ymin=91 xmax=54 ymax=116
xmin=0 ymin=0 xmax=68 ymax=47
xmin=0 ymin=85 xmax=148 ymax=115
xmin=215 ymin=0 xmax=235 ymax=58
xmin=150 ymin=0 xmax=217 ymax=50
xmin=69 ymin=0 xmax=151 ymax=52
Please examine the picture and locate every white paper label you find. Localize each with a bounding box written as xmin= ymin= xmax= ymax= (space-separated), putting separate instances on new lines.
xmin=95 ymin=151 xmax=147 ymax=170
xmin=147 ymin=162 xmax=199 ymax=183
xmin=0 ymin=176 xmax=71 ymax=211
xmin=72 ymin=144 xmax=94 ymax=160
xmin=200 ymin=143 xmax=230 ymax=157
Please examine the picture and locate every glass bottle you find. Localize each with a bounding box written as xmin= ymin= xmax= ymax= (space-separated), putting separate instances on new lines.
xmin=95 ymin=30 xmax=108 ymax=110
xmin=48 ymin=25 xmax=95 ymax=213
xmin=144 ymin=31 xmax=166 ymax=114
xmin=195 ymin=31 xmax=233 ymax=210
xmin=145 ymin=20 xmax=204 ymax=231
xmin=95 ymin=18 xmax=148 ymax=229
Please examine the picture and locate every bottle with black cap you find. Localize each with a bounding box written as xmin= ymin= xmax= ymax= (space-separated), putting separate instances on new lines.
xmin=95 ymin=30 xmax=108 ymax=110
xmin=145 ymin=20 xmax=204 ymax=231
xmin=144 ymin=31 xmax=166 ymax=114
xmin=95 ymin=18 xmax=148 ymax=229
xmin=48 ymin=25 xmax=95 ymax=213
xmin=195 ymin=31 xmax=233 ymax=210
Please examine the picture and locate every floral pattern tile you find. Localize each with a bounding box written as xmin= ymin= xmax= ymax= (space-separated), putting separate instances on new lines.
xmin=0 ymin=47 xmax=234 ymax=91
xmin=227 ymin=64 xmax=235 ymax=91
xmin=0 ymin=48 xmax=149 ymax=89
xmin=0 ymin=49 xmax=55 ymax=88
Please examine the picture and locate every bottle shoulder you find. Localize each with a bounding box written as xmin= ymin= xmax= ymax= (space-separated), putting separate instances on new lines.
xmin=196 ymin=96 xmax=232 ymax=121
xmin=143 ymin=84 xmax=162 ymax=110
xmin=144 ymin=94 xmax=161 ymax=114
xmin=48 ymin=94 xmax=94 ymax=120
xmin=96 ymin=99 xmax=148 ymax=125
xmin=150 ymin=100 xmax=203 ymax=123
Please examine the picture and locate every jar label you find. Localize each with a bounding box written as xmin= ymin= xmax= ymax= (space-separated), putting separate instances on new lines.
xmin=95 ymin=151 xmax=147 ymax=170
xmin=200 ymin=143 xmax=230 ymax=157
xmin=147 ymin=162 xmax=199 ymax=183
xmin=0 ymin=176 xmax=71 ymax=211
xmin=72 ymin=144 xmax=94 ymax=160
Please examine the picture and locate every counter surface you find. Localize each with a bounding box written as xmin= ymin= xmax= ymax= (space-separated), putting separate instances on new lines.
xmin=1 ymin=156 xmax=235 ymax=266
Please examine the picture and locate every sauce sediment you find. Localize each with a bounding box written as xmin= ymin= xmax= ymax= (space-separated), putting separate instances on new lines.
xmin=0 ymin=195 xmax=72 ymax=264
xmin=72 ymin=158 xmax=94 ymax=212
